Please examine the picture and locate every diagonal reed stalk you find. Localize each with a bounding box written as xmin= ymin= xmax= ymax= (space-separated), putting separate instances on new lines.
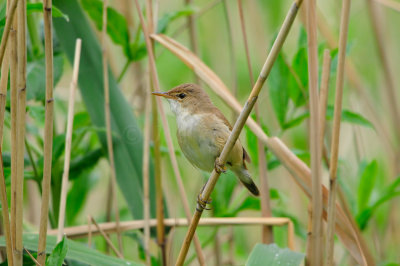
xmin=375 ymin=0 xmax=400 ymax=12
xmin=9 ymin=10 xmax=17 ymax=266
xmin=0 ymin=0 xmax=19 ymax=68
xmin=0 ymin=1 xmax=13 ymax=264
xmin=175 ymin=1 xmax=303 ymax=264
xmin=142 ymin=89 xmax=151 ymax=265
xmin=57 ymin=39 xmax=82 ymax=242
xmin=15 ymin=0 xmax=27 ymax=264
xmin=102 ymin=0 xmax=123 ymax=253
xmin=326 ymin=0 xmax=352 ymax=265
xmin=306 ymin=0 xmax=323 ymax=264
xmin=237 ymin=0 xmax=273 ymax=244
xmin=90 ymin=216 xmax=123 ymax=259
xmin=37 ymin=0 xmax=55 ymax=263
xmin=133 ymin=0 xmax=166 ymax=263
xmin=319 ymin=50 xmax=331 ymax=157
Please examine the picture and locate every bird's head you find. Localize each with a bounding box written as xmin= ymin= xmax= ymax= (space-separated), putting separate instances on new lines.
xmin=152 ymin=83 xmax=212 ymax=115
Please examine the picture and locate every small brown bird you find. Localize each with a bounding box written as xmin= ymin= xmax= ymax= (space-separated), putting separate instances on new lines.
xmin=152 ymin=83 xmax=259 ymax=196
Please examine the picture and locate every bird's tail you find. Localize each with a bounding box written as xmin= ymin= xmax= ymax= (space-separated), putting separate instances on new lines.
xmin=232 ymin=167 xmax=260 ymax=196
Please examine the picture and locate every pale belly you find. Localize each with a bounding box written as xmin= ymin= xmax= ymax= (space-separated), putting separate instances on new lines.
xmin=176 ymin=114 xmax=223 ymax=172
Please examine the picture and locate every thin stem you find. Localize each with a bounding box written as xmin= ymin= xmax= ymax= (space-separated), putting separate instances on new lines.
xmin=0 ymin=0 xmax=13 ymax=263
xmin=90 ymin=216 xmax=124 ymax=258
xmin=0 ymin=0 xmax=19 ymax=68
xmin=15 ymin=0 xmax=27 ymax=263
xmin=184 ymin=0 xmax=200 ymax=83
xmin=87 ymin=215 xmax=92 ymax=247
xmin=57 ymin=39 xmax=82 ymax=242
xmin=37 ymin=0 xmax=55 ymax=263
xmin=102 ymin=0 xmax=123 ymax=254
xmin=49 ymin=217 xmax=294 ymax=238
xmin=25 ymin=139 xmax=39 ymax=180
xmin=117 ymin=59 xmax=131 ymax=83
xmin=175 ymin=1 xmax=302 ymax=264
xmin=326 ymin=0 xmax=352 ymax=265
xmin=319 ymin=50 xmax=331 ymax=156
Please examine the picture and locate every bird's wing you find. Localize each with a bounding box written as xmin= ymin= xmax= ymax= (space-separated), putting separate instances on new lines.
xmin=211 ymin=106 xmax=252 ymax=165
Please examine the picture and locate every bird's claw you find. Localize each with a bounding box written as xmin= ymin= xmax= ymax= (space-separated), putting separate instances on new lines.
xmin=214 ymin=157 xmax=226 ymax=174
xmin=196 ymin=193 xmax=212 ymax=211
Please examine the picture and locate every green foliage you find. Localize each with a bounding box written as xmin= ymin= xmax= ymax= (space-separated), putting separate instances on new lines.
xmin=326 ymin=106 xmax=374 ymax=129
xmin=53 ymin=0 xmax=158 ymax=219
xmin=0 ymin=234 xmax=142 ymax=266
xmin=26 ymin=3 xmax=69 ymax=21
xmin=246 ymin=243 xmax=304 ymax=266
xmin=157 ymin=8 xmax=195 ymax=34
xmin=357 ymin=160 xmax=378 ymax=211
xmin=46 ymin=236 xmax=68 ymax=266
xmin=268 ymin=53 xmax=290 ymax=127
xmin=26 ymin=53 xmax=64 ymax=101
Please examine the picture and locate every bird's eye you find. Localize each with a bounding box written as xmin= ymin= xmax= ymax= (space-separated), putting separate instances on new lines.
xmin=177 ymin=93 xmax=186 ymax=99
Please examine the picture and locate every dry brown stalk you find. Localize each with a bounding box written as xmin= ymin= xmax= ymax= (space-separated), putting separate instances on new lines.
xmin=57 ymin=39 xmax=82 ymax=242
xmin=319 ymin=50 xmax=331 ymax=154
xmin=0 ymin=1 xmax=13 ymax=264
xmin=306 ymin=0 xmax=323 ymax=263
xmin=37 ymin=0 xmax=55 ymax=263
xmin=152 ymin=32 xmax=371 ymax=264
xmin=90 ymin=216 xmax=124 ymax=259
xmin=15 ymin=0 xmax=27 ymax=264
xmin=175 ymin=2 xmax=302 ymax=264
xmin=305 ymin=203 xmax=312 ymax=266
xmin=9 ymin=12 xmax=17 ymax=265
xmin=375 ymin=0 xmax=400 ymax=12
xmin=184 ymin=0 xmax=200 ymax=83
xmin=237 ymin=0 xmax=273 ymax=244
xmin=24 ymin=248 xmax=42 ymax=266
xmin=366 ymin=0 xmax=400 ymax=140
xmin=142 ymin=89 xmax=151 ymax=265
xmin=48 ymin=217 xmax=293 ymax=237
xmin=326 ymin=0 xmax=351 ymax=265
xmin=0 ymin=0 xmax=19 ymax=68
xmin=133 ymin=0 xmax=166 ymax=263
xmin=102 ymin=0 xmax=123 ymax=253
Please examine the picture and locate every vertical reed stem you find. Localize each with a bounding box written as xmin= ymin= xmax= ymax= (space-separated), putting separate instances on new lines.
xmin=57 ymin=39 xmax=82 ymax=242
xmin=133 ymin=0 xmax=166 ymax=263
xmin=306 ymin=0 xmax=323 ymax=263
xmin=184 ymin=0 xmax=199 ymax=83
xmin=9 ymin=6 xmax=17 ymax=266
xmin=0 ymin=0 xmax=19 ymax=67
xmin=237 ymin=0 xmax=273 ymax=243
xmin=15 ymin=0 xmax=27 ymax=264
xmin=142 ymin=89 xmax=151 ymax=265
xmin=319 ymin=50 xmax=331 ymax=156
xmin=102 ymin=0 xmax=123 ymax=253
xmin=0 ymin=0 xmax=13 ymax=263
xmin=37 ymin=0 xmax=54 ymax=263
xmin=326 ymin=0 xmax=351 ymax=265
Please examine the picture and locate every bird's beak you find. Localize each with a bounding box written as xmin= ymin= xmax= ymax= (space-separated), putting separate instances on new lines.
xmin=152 ymin=91 xmax=175 ymax=99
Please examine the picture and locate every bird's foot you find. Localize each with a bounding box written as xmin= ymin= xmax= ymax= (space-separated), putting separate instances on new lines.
xmin=214 ymin=157 xmax=227 ymax=174
xmin=196 ymin=193 xmax=212 ymax=211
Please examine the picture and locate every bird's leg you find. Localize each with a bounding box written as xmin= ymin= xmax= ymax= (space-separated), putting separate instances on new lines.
xmin=196 ymin=184 xmax=212 ymax=211
xmin=214 ymin=157 xmax=227 ymax=174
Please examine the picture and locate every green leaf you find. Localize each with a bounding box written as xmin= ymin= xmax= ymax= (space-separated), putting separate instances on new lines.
xmin=157 ymin=8 xmax=195 ymax=34
xmin=268 ymin=53 xmax=290 ymax=127
xmin=326 ymin=106 xmax=374 ymax=129
xmin=246 ymin=243 xmax=304 ymax=266
xmin=225 ymin=196 xmax=260 ymax=217
xmin=46 ymin=236 xmax=68 ymax=266
xmin=27 ymin=3 xmax=69 ymax=21
xmin=80 ymin=0 xmax=131 ymax=58
xmin=283 ymin=111 xmax=309 ymax=130
xmin=0 ymin=234 xmax=142 ymax=266
xmin=357 ymin=160 xmax=378 ymax=211
xmin=53 ymin=0 xmax=158 ymax=219
xmin=211 ymin=171 xmax=237 ymax=216
xmin=288 ymin=47 xmax=308 ymax=107
xmin=27 ymin=54 xmax=64 ymax=101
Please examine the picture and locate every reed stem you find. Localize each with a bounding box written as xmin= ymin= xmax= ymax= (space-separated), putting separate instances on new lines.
xmin=306 ymin=0 xmax=323 ymax=263
xmin=0 ymin=0 xmax=19 ymax=68
xmin=37 ymin=0 xmax=55 ymax=263
xmin=319 ymin=50 xmax=331 ymax=155
xmin=57 ymin=39 xmax=82 ymax=242
xmin=102 ymin=0 xmax=123 ymax=254
xmin=326 ymin=0 xmax=351 ymax=265
xmin=175 ymin=1 xmax=302 ymax=264
xmin=14 ymin=0 xmax=27 ymax=263
xmin=90 ymin=216 xmax=124 ymax=259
